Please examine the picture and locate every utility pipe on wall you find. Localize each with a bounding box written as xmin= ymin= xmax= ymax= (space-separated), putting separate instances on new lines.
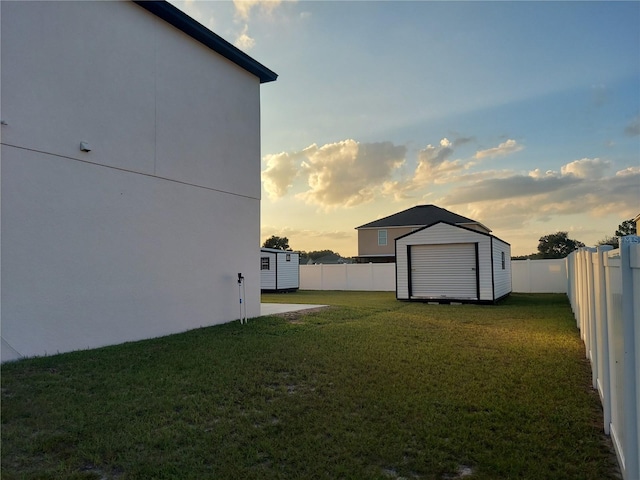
xmin=237 ymin=273 xmax=246 ymax=324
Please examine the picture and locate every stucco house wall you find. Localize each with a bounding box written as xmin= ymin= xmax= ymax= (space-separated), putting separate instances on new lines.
xmin=358 ymin=226 xmax=416 ymax=258
xmin=1 ymin=1 xmax=275 ymax=361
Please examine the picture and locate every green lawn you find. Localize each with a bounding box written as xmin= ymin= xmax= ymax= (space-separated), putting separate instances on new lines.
xmin=1 ymin=292 xmax=617 ymax=479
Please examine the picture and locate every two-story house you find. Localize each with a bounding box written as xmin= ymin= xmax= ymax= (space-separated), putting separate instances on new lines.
xmin=355 ymin=205 xmax=491 ymax=263
xmin=1 ymin=0 xmax=276 ymax=361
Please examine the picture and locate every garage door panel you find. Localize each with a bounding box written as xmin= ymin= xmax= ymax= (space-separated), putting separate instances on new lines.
xmin=410 ymin=243 xmax=477 ymax=299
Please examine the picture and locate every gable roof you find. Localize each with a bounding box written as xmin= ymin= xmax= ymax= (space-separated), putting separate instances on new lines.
xmin=133 ymin=1 xmax=277 ymax=84
xmin=394 ymin=220 xmax=509 ymax=246
xmin=356 ymin=204 xmax=491 ymax=232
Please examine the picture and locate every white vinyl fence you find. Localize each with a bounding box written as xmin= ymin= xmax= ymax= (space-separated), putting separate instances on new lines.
xmin=300 ymin=263 xmax=395 ymax=291
xmin=567 ymin=236 xmax=640 ymax=480
xmin=511 ymin=258 xmax=567 ymax=293
xmin=301 ymin=260 xmax=566 ymax=293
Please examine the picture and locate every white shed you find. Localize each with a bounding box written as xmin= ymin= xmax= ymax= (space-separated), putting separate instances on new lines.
xmin=260 ymin=248 xmax=300 ymax=292
xmin=395 ymin=221 xmax=511 ymax=303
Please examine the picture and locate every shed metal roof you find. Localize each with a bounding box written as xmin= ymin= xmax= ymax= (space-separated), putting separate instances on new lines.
xmin=133 ymin=1 xmax=277 ymax=84
xmin=261 ymin=248 xmax=298 ymax=254
xmin=356 ymin=205 xmax=491 ymax=232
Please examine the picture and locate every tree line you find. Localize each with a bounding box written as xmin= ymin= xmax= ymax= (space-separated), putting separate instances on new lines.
xmin=264 ymin=218 xmax=637 ymax=263
xmin=262 ymin=235 xmax=343 ymax=263
xmin=513 ymin=219 xmax=636 ymax=260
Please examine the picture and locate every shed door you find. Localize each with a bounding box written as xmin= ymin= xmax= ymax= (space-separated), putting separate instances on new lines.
xmin=410 ymin=243 xmax=477 ymax=300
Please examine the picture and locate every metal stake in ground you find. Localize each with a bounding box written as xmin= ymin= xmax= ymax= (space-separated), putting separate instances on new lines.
xmin=237 ymin=273 xmax=246 ymax=324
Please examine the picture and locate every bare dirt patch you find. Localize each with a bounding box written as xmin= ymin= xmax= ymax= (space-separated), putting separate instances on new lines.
xmin=274 ymin=306 xmax=332 ymax=323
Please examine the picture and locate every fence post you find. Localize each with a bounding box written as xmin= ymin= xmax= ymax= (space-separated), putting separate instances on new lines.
xmin=566 ymin=253 xmax=575 ymax=313
xmin=631 ymin=241 xmax=640 ymax=478
xmin=585 ymin=248 xmax=597 ymax=386
xmin=578 ymin=248 xmax=588 ymax=344
xmin=620 ymin=236 xmax=640 ymax=480
xmin=577 ymin=249 xmax=586 ymax=335
xmin=369 ymin=262 xmax=374 ymax=291
xmin=595 ymin=245 xmax=613 ymax=434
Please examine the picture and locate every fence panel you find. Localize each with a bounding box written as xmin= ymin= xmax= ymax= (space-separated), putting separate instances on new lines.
xmin=300 ymin=263 xmax=395 ymax=291
xmin=512 ymin=259 xmax=567 ymax=293
xmin=567 ymin=236 xmax=639 ymax=480
xmin=303 ymin=260 xmax=568 ymax=293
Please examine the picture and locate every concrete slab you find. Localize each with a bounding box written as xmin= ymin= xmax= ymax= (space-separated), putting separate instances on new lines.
xmin=260 ymin=303 xmax=328 ymax=316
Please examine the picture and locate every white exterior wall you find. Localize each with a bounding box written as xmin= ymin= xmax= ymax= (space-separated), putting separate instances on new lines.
xmin=1 ymin=1 xmax=263 ymax=361
xmin=491 ymin=237 xmax=512 ymax=299
xmin=275 ymin=252 xmax=299 ymax=290
xmin=396 ymin=223 xmax=494 ymax=301
xmin=260 ymin=251 xmax=277 ymax=290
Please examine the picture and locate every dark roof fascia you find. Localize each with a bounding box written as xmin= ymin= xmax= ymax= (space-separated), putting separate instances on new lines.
xmin=357 ymin=224 xmax=427 ymax=230
xmin=261 ymin=248 xmax=299 ymax=254
xmin=455 ymin=221 xmax=492 ymax=233
xmin=393 ymin=221 xmax=511 ymax=246
xmin=133 ymin=1 xmax=277 ymax=84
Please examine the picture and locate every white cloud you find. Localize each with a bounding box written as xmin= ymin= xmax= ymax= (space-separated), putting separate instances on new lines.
xmin=262 ymin=150 xmax=304 ymax=199
xmin=442 ymin=174 xmax=579 ymax=205
xmin=234 ymin=24 xmax=255 ymax=50
xmin=233 ymin=0 xmax=283 ymax=21
xmin=616 ymin=166 xmax=640 ymax=176
xmin=173 ymin=1 xmax=216 ymax=31
xmin=296 ymin=139 xmax=406 ymax=208
xmin=560 ymin=157 xmax=610 ymax=179
xmin=475 ymin=139 xmax=523 ymax=159
xmin=413 ymin=138 xmax=465 ymax=184
xmin=439 ymin=161 xmax=639 ymax=232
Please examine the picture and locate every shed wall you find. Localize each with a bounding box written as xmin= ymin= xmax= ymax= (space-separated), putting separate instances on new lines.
xmin=275 ymin=252 xmax=300 ymax=290
xmin=260 ymin=252 xmax=277 ymax=290
xmin=492 ymin=237 xmax=512 ymax=299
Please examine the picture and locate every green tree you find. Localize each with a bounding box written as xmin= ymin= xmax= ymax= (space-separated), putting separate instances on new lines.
xmin=298 ymin=250 xmax=341 ymax=263
xmin=262 ymin=235 xmax=290 ymax=250
xmin=615 ymin=219 xmax=637 ymax=237
xmin=537 ymin=231 xmax=585 ymax=259
xmin=596 ymin=236 xmax=619 ymax=248
xmin=596 ymin=218 xmax=637 ymax=249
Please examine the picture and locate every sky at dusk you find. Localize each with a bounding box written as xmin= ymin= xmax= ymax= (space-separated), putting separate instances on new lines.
xmin=170 ymin=0 xmax=639 ymax=257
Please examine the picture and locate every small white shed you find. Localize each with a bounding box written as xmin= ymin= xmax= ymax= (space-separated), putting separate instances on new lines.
xmin=395 ymin=221 xmax=511 ymax=303
xmin=260 ymin=248 xmax=300 ymax=292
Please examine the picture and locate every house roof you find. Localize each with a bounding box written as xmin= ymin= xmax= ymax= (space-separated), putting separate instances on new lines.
xmin=356 ymin=205 xmax=491 ymax=232
xmin=133 ymin=1 xmax=277 ymax=84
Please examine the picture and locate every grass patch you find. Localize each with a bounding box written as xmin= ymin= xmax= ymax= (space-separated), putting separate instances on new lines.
xmin=2 ymin=292 xmax=616 ymax=479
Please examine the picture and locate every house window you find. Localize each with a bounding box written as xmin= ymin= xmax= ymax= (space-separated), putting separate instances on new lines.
xmin=261 ymin=257 xmax=270 ymax=270
xmin=501 ymin=252 xmax=505 ymax=270
xmin=286 ymin=253 xmax=291 ymax=262
xmin=378 ymin=229 xmax=387 ymax=246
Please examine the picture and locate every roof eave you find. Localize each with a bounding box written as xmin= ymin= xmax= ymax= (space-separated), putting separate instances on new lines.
xmin=133 ymin=1 xmax=278 ymax=84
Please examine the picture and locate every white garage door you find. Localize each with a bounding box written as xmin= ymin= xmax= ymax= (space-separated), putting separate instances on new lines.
xmin=410 ymin=243 xmax=477 ymax=300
